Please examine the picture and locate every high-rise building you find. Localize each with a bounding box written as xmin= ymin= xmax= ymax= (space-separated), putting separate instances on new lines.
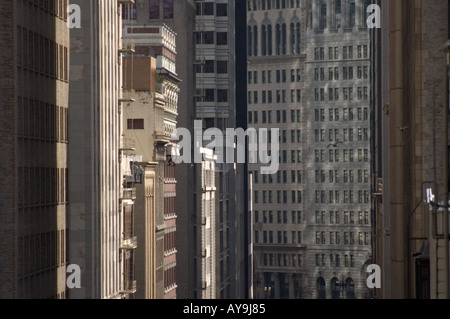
xmin=126 ymin=0 xmax=246 ymax=299
xmin=0 ymin=0 xmax=70 ymax=299
xmin=305 ymin=0 xmax=373 ymax=299
xmin=248 ymin=0 xmax=373 ymax=299
xmin=247 ymin=0 xmax=308 ymax=299
xmin=122 ymin=16 xmax=180 ymax=298
xmin=193 ymin=0 xmax=245 ymax=299
xmin=378 ymin=0 xmax=450 ymax=299
xmin=68 ymin=0 xmax=129 ymax=299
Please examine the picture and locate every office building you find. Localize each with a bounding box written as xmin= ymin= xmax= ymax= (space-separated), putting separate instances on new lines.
xmin=68 ymin=0 xmax=130 ymax=299
xmin=0 ymin=0 xmax=70 ymax=299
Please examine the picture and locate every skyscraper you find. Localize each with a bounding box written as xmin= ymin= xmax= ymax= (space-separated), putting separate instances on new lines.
xmin=380 ymin=0 xmax=449 ymax=299
xmin=306 ymin=0 xmax=373 ymax=299
xmin=68 ymin=0 xmax=127 ymax=299
xmin=0 ymin=0 xmax=70 ymax=299
xmin=248 ymin=0 xmax=373 ymax=299
xmin=247 ymin=0 xmax=308 ymax=299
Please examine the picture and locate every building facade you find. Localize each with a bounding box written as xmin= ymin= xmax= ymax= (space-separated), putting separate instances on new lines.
xmin=122 ymin=15 xmax=180 ymax=298
xmin=0 ymin=0 xmax=70 ymax=299
xmin=248 ymin=0 xmax=373 ymax=299
xmin=383 ymin=0 xmax=450 ymax=299
xmin=68 ymin=0 xmax=128 ymax=299
xmin=247 ymin=0 xmax=308 ymax=299
xmin=305 ymin=0 xmax=373 ymax=299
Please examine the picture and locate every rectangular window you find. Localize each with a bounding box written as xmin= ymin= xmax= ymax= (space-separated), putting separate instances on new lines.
xmin=163 ymin=0 xmax=174 ymax=19
xmin=149 ymin=0 xmax=160 ymax=19
xmin=127 ymin=119 xmax=144 ymax=130
xmin=217 ymin=32 xmax=228 ymax=45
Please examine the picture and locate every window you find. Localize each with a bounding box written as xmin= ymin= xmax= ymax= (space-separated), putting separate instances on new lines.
xmin=163 ymin=0 xmax=174 ymax=19
xmin=217 ymin=61 xmax=227 ymax=74
xmin=127 ymin=119 xmax=144 ymax=130
xmin=217 ymin=32 xmax=228 ymax=45
xmin=149 ymin=0 xmax=160 ymax=19
xmin=216 ymin=3 xmax=227 ymax=16
xmin=217 ymin=89 xmax=228 ymax=102
xmin=320 ymin=0 xmax=327 ymax=29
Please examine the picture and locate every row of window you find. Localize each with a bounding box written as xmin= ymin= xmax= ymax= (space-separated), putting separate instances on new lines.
xmin=314 ymin=45 xmax=369 ymax=61
xmin=22 ymin=0 xmax=68 ymax=21
xmin=248 ymin=109 xmax=302 ymax=124
xmin=255 ymin=210 xmax=303 ymax=224
xmin=248 ymin=69 xmax=302 ymax=85
xmin=195 ymin=60 xmax=228 ymax=74
xmin=313 ymin=87 xmax=370 ymax=102
xmin=315 ymin=210 xmax=370 ymax=225
xmin=194 ymin=89 xmax=229 ymax=103
xmin=18 ymin=97 xmax=68 ymax=143
xmin=17 ymin=229 xmax=68 ymax=279
xmin=248 ymin=21 xmax=301 ymax=56
xmin=314 ymin=149 xmax=370 ymax=163
xmin=315 ymin=231 xmax=371 ymax=246
xmin=164 ymin=229 xmax=176 ymax=255
xmin=254 ymin=190 xmax=302 ymax=204
xmin=196 ymin=2 xmax=228 ymax=17
xmin=195 ymin=31 xmax=228 ymax=46
xmin=164 ymin=264 xmax=177 ymax=292
xmin=315 ymin=254 xmax=357 ymax=268
xmin=314 ymin=107 xmax=369 ymax=122
xmin=314 ymin=128 xmax=369 ymax=143
xmin=257 ymin=231 xmax=303 ymax=245
xmin=314 ymin=169 xmax=370 ymax=184
xmin=313 ymin=66 xmax=369 ymax=81
xmin=18 ymin=167 xmax=69 ymax=207
xmin=253 ymin=170 xmax=303 ymax=184
xmin=248 ymin=0 xmax=302 ymax=11
xmin=248 ymin=90 xmax=302 ymax=104
xmin=314 ymin=190 xmax=371 ymax=204
xmin=149 ymin=0 xmax=174 ymax=19
xmin=261 ymin=253 xmax=303 ymax=268
xmin=16 ymin=27 xmax=69 ymax=82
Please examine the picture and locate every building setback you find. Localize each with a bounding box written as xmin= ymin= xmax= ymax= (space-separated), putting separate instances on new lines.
xmin=0 ymin=0 xmax=70 ymax=299
xmin=68 ymin=0 xmax=129 ymax=299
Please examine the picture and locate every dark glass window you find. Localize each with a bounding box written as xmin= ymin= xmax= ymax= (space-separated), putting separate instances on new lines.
xmin=149 ymin=0 xmax=160 ymax=19
xmin=127 ymin=119 xmax=144 ymax=130
xmin=216 ymin=3 xmax=227 ymax=16
xmin=163 ymin=0 xmax=173 ymax=19
xmin=217 ymin=61 xmax=228 ymax=74
xmin=217 ymin=32 xmax=228 ymax=45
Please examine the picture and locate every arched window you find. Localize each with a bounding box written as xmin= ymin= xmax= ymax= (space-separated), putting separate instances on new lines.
xmin=276 ymin=24 xmax=281 ymax=55
xmin=253 ymin=25 xmax=258 ymax=56
xmin=281 ymin=23 xmax=287 ymax=55
xmin=290 ymin=21 xmax=301 ymax=54
xmin=320 ymin=0 xmax=327 ymax=30
xmin=261 ymin=25 xmax=267 ymax=56
xmin=331 ymin=277 xmax=341 ymax=299
xmin=316 ymin=277 xmax=326 ymax=299
xmin=345 ymin=278 xmax=356 ymax=299
xmin=267 ymin=24 xmax=273 ymax=55
xmin=248 ymin=25 xmax=253 ymax=57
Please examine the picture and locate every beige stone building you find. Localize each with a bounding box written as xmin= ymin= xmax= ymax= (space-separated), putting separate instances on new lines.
xmin=68 ymin=0 xmax=130 ymax=299
xmin=0 ymin=0 xmax=70 ymax=299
